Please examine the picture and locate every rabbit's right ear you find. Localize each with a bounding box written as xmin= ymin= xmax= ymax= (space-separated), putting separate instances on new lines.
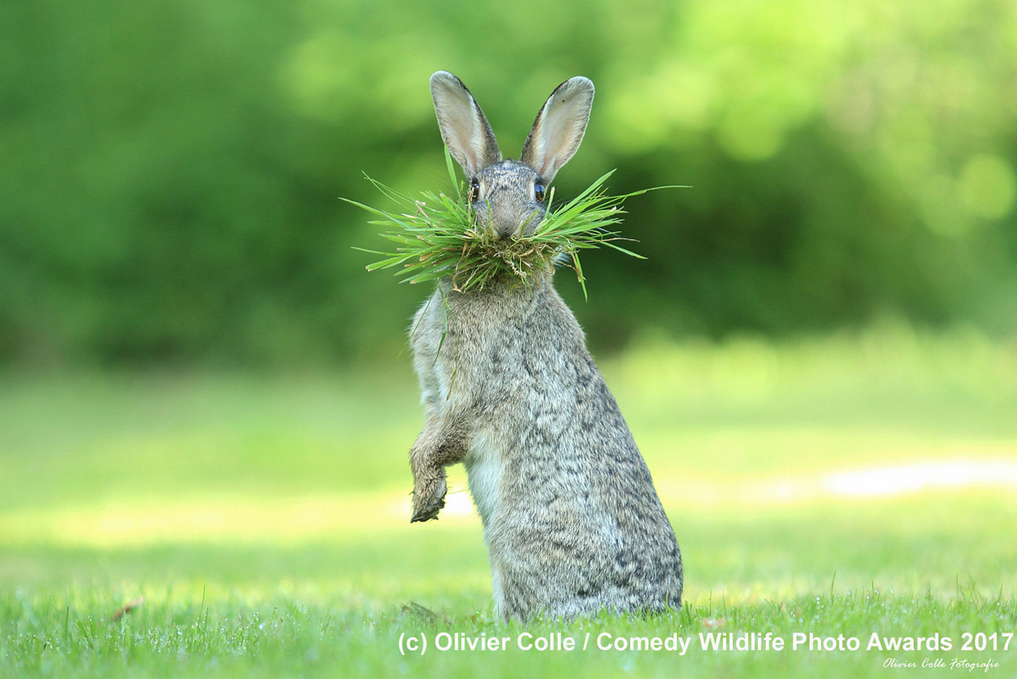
xmin=521 ymin=77 xmax=595 ymax=183
xmin=430 ymin=71 xmax=502 ymax=177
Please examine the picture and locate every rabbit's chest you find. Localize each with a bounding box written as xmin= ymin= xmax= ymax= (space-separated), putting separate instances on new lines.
xmin=463 ymin=429 xmax=505 ymax=524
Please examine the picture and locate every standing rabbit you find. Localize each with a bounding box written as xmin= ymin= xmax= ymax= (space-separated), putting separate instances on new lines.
xmin=408 ymin=71 xmax=682 ymax=621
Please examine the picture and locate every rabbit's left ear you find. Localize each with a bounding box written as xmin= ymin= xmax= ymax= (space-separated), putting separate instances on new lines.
xmin=521 ymin=77 xmax=595 ymax=183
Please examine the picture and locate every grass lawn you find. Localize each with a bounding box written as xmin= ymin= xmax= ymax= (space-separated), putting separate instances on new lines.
xmin=1 ymin=324 xmax=1016 ymax=677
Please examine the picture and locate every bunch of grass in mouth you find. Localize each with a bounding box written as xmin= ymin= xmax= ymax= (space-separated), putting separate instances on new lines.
xmin=346 ymin=149 xmax=679 ymax=300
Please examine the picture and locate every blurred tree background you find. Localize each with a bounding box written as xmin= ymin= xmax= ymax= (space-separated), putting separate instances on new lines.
xmin=2 ymin=0 xmax=1015 ymax=368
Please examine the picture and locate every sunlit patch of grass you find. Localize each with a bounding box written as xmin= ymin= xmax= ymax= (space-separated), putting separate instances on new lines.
xmin=0 ymin=371 xmax=423 ymax=512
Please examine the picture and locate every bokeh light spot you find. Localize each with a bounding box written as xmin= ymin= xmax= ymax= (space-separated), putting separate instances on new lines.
xmin=959 ymin=153 xmax=1017 ymax=220
xmin=717 ymin=107 xmax=784 ymax=161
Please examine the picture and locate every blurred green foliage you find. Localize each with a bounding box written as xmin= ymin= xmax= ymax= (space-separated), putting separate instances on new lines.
xmin=2 ymin=0 xmax=1016 ymax=366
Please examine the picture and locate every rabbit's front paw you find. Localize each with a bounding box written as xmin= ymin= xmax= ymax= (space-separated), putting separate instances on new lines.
xmin=411 ymin=476 xmax=447 ymax=523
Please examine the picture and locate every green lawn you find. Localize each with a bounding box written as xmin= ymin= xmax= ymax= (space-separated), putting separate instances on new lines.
xmin=2 ymin=325 xmax=1016 ymax=677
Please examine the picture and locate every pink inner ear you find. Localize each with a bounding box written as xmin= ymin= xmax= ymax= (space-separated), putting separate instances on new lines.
xmin=523 ymin=78 xmax=594 ymax=182
xmin=433 ymin=85 xmax=482 ymax=173
xmin=533 ymin=101 xmax=583 ymax=174
xmin=431 ymin=74 xmax=501 ymax=176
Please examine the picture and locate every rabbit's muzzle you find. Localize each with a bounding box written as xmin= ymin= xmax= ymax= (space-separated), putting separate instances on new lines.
xmin=473 ymin=161 xmax=547 ymax=239
xmin=475 ymin=201 xmax=546 ymax=240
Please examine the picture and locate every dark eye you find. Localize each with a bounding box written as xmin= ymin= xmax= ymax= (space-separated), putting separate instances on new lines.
xmin=469 ymin=178 xmax=480 ymax=203
xmin=535 ymin=182 xmax=545 ymax=202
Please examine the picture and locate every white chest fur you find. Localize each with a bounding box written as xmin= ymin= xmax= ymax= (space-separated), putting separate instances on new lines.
xmin=463 ymin=430 xmax=503 ymax=525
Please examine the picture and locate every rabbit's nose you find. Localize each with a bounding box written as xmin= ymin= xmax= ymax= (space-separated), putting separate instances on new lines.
xmin=487 ymin=208 xmax=524 ymax=239
xmin=492 ymin=207 xmax=543 ymax=240
xmin=494 ymin=220 xmax=528 ymax=240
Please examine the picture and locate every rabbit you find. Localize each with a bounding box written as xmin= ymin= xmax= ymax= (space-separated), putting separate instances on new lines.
xmin=407 ymin=70 xmax=683 ymax=622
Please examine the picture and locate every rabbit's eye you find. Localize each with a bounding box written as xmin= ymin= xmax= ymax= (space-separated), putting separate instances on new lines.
xmin=469 ymin=179 xmax=480 ymax=203
xmin=535 ymin=182 xmax=545 ymax=202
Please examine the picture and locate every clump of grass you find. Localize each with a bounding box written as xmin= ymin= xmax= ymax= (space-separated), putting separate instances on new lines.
xmin=346 ymin=149 xmax=679 ymax=299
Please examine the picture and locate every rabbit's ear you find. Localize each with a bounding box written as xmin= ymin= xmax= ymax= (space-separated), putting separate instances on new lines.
xmin=430 ymin=71 xmax=502 ymax=177
xmin=521 ymin=77 xmax=595 ymax=183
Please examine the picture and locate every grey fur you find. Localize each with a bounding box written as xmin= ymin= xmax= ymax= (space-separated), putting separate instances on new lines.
xmin=410 ymin=72 xmax=683 ymax=621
